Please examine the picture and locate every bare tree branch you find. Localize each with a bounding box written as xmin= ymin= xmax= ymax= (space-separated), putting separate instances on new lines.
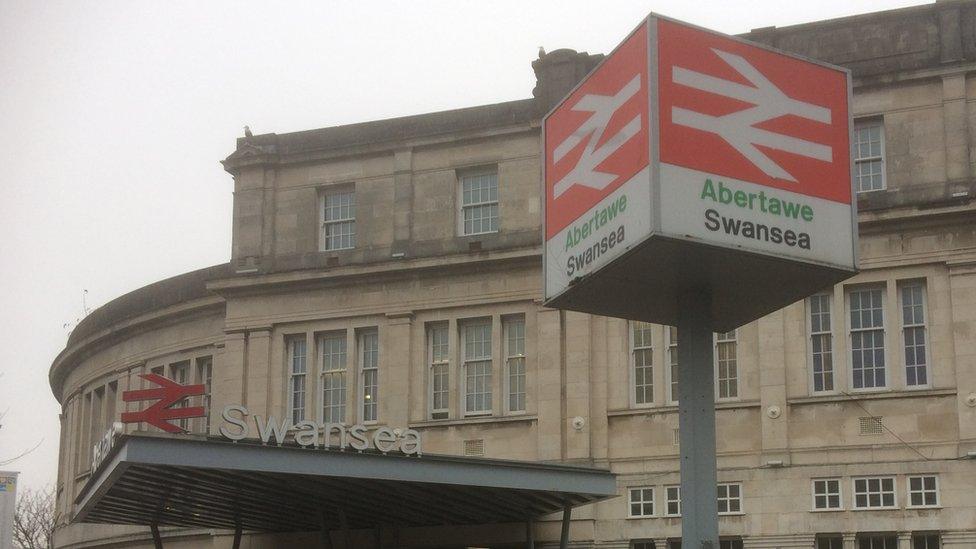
xmin=13 ymin=485 xmax=58 ymax=549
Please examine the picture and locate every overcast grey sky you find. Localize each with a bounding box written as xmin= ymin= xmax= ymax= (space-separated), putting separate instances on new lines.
xmin=0 ymin=0 xmax=926 ymax=491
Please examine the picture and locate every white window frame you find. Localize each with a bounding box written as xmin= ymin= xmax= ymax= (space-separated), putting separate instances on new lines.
xmin=428 ymin=323 xmax=450 ymax=420
xmin=666 ymin=326 xmax=678 ymax=405
xmin=808 ymin=293 xmax=836 ymax=394
xmin=504 ymin=316 xmax=526 ymax=414
xmin=848 ymin=287 xmax=888 ymax=391
xmin=457 ymin=170 xmax=499 ymax=236
xmin=320 ymin=188 xmax=356 ymax=251
xmin=899 ymin=281 xmax=931 ymax=388
xmin=287 ymin=336 xmax=308 ymax=425
xmin=630 ymin=321 xmax=654 ymax=407
xmin=717 ymin=482 xmax=743 ymax=515
xmin=910 ymin=533 xmax=941 ymax=549
xmin=195 ymin=356 xmax=213 ymax=433
xmin=169 ymin=360 xmax=191 ymax=431
xmin=715 ymin=331 xmax=738 ymax=400
xmin=628 ymin=486 xmax=654 ymax=518
xmin=852 ymin=476 xmax=897 ymax=510
xmin=665 ymin=485 xmax=681 ymax=517
xmin=461 ymin=320 xmax=493 ymax=417
xmin=853 ymin=122 xmax=886 ymax=193
xmin=319 ymin=332 xmax=348 ymax=423
xmin=857 ymin=534 xmax=898 ymax=549
xmin=906 ymin=475 xmax=940 ymax=509
xmin=359 ymin=329 xmax=379 ymax=424
xmin=811 ymin=478 xmax=843 ymax=511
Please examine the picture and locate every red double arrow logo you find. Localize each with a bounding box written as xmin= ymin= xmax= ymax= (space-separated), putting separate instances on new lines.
xmin=121 ymin=374 xmax=206 ymax=433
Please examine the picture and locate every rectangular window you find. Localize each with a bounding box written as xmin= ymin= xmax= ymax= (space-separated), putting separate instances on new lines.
xmin=853 ymin=123 xmax=885 ymax=192
xmin=428 ymin=324 xmax=450 ymax=420
xmin=817 ymin=536 xmax=843 ymax=549
xmin=460 ymin=172 xmax=499 ymax=235
xmin=628 ymin=487 xmax=654 ymax=517
xmin=719 ymin=540 xmax=743 ymax=549
xmin=813 ymin=478 xmax=842 ymax=510
xmin=853 ymin=477 xmax=896 ymax=509
xmin=667 ymin=326 xmax=678 ymax=404
xmin=849 ymin=288 xmax=886 ymax=389
xmin=196 ymin=356 xmax=213 ymax=433
xmin=717 ymin=482 xmax=742 ymax=514
xmin=632 ymin=321 xmax=654 ymax=405
xmin=462 ymin=321 xmax=492 ymax=415
xmin=169 ymin=361 xmax=191 ymax=431
xmin=907 ymin=475 xmax=939 ymax=508
xmin=716 ymin=331 xmax=738 ymax=399
xmin=505 ymin=317 xmax=526 ymax=413
xmin=287 ymin=338 xmax=307 ymax=424
xmin=665 ymin=485 xmax=681 ymax=516
xmin=360 ymin=330 xmax=379 ymax=423
xmin=320 ymin=333 xmax=347 ymax=423
xmin=632 ymin=542 xmax=656 ymax=549
xmin=858 ymin=535 xmax=896 ymax=549
xmin=901 ymin=283 xmax=928 ymax=387
xmin=912 ymin=533 xmax=940 ymax=549
xmin=809 ymin=293 xmax=834 ymax=392
xmin=321 ymin=189 xmax=356 ymax=250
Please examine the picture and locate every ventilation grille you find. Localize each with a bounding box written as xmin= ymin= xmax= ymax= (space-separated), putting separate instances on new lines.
xmin=673 ymin=429 xmax=680 ymax=446
xmin=859 ymin=416 xmax=883 ymax=435
xmin=463 ymin=439 xmax=485 ymax=456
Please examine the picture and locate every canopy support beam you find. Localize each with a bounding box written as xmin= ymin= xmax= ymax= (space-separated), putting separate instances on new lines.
xmin=559 ymin=504 xmax=571 ymax=549
xmin=150 ymin=523 xmax=163 ymax=549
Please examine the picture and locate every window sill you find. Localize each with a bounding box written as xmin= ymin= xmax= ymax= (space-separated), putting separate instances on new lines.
xmin=906 ymin=505 xmax=941 ymax=510
xmin=607 ymin=400 xmax=761 ymax=417
xmin=810 ymin=508 xmax=845 ymax=513
xmin=718 ymin=512 xmax=745 ymax=516
xmin=410 ymin=414 xmax=537 ymax=429
xmin=851 ymin=507 xmax=899 ymax=511
xmin=626 ymin=515 xmax=655 ymax=520
xmin=789 ymin=388 xmax=955 ymax=405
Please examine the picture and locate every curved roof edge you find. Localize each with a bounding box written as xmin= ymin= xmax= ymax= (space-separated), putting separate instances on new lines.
xmin=50 ymin=264 xmax=232 ymax=402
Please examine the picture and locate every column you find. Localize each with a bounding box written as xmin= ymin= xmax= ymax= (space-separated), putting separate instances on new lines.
xmin=536 ymin=308 xmax=563 ymax=461
xmin=897 ymin=532 xmax=912 ymax=549
xmin=842 ymin=532 xmax=857 ymax=549
xmin=564 ymin=311 xmax=592 ymax=459
xmin=391 ymin=148 xmax=414 ymax=255
xmin=245 ymin=327 xmax=273 ymax=418
xmin=948 ymin=263 xmax=976 ymax=444
xmin=383 ymin=312 xmax=413 ymax=426
xmin=757 ymin=309 xmax=789 ymax=464
xmin=942 ymin=74 xmax=970 ymax=182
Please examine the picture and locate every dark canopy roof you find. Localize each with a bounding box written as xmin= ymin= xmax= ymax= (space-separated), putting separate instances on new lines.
xmin=75 ymin=435 xmax=617 ymax=533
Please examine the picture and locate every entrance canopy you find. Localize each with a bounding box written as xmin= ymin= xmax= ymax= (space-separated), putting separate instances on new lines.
xmin=75 ymin=435 xmax=617 ymax=533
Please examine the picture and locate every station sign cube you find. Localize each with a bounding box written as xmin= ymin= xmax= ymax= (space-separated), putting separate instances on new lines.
xmin=544 ymin=15 xmax=857 ymax=331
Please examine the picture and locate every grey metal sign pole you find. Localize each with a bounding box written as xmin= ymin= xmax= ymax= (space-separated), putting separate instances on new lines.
xmin=676 ymin=290 xmax=719 ymax=549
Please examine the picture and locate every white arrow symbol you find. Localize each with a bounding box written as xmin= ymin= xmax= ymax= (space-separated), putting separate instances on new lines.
xmin=552 ymin=75 xmax=642 ymax=199
xmin=671 ymin=49 xmax=832 ymax=182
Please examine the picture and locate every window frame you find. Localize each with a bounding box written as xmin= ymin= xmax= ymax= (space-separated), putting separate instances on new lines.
xmin=630 ymin=321 xmax=655 ymax=408
xmin=628 ymin=486 xmax=655 ymax=518
xmin=428 ymin=323 xmax=450 ymax=420
xmin=811 ymin=478 xmax=843 ymax=511
xmin=457 ymin=169 xmax=499 ymax=236
xmin=319 ymin=187 xmax=357 ymax=251
xmin=910 ymin=533 xmax=941 ymax=549
xmin=318 ymin=331 xmax=348 ymax=424
xmin=666 ymin=326 xmax=678 ymax=405
xmin=715 ymin=331 xmax=738 ymax=400
xmin=717 ymin=482 xmax=743 ymax=515
xmin=503 ymin=315 xmax=526 ymax=414
xmin=664 ymin=484 xmax=681 ymax=517
xmin=899 ymin=281 xmax=931 ymax=389
xmin=359 ymin=329 xmax=379 ymax=424
xmin=168 ymin=360 xmax=191 ymax=431
xmin=853 ymin=121 xmax=886 ymax=193
xmin=195 ymin=356 xmax=213 ymax=434
xmin=851 ymin=476 xmax=897 ymax=510
xmin=461 ymin=319 xmax=493 ymax=417
xmin=286 ymin=336 xmax=308 ymax=425
xmin=848 ymin=286 xmax=888 ymax=392
xmin=807 ymin=292 xmax=837 ymax=394
xmin=906 ymin=475 xmax=940 ymax=509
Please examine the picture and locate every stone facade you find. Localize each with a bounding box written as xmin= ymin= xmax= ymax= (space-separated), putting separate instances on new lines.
xmin=50 ymin=2 xmax=976 ymax=548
